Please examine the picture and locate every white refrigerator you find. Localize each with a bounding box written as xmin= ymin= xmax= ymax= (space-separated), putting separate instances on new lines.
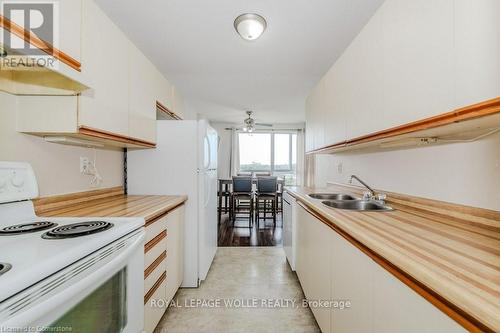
xmin=127 ymin=120 xmax=218 ymax=287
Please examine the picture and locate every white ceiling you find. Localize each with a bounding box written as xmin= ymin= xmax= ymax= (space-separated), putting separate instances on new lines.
xmin=95 ymin=0 xmax=383 ymax=124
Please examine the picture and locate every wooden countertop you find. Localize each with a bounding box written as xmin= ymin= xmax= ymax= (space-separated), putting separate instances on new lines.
xmin=285 ymin=184 xmax=500 ymax=333
xmin=35 ymin=187 xmax=187 ymax=223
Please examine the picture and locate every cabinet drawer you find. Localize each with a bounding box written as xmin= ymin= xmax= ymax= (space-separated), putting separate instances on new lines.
xmin=145 ymin=214 xmax=167 ymax=243
xmin=145 ymin=234 xmax=167 ymax=268
xmin=144 ymin=253 xmax=167 ymax=293
xmin=144 ymin=273 xmax=167 ymax=333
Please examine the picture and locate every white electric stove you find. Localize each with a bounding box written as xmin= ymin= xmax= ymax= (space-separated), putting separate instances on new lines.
xmin=0 ymin=162 xmax=146 ymax=333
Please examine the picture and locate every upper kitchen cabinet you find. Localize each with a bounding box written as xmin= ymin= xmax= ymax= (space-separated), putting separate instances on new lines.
xmin=305 ymin=96 xmax=314 ymax=152
xmin=305 ymin=78 xmax=325 ymax=151
xmin=344 ymin=7 xmax=384 ymax=139
xmin=58 ymin=0 xmax=83 ymax=63
xmin=305 ymin=0 xmax=500 ymax=153
xmin=381 ymin=0 xmax=454 ymax=128
xmin=155 ymin=72 xmax=174 ymax=113
xmin=78 ymin=0 xmax=130 ymax=138
xmin=16 ymin=0 xmax=181 ymax=148
xmin=0 ymin=0 xmax=88 ymax=95
xmin=128 ymin=44 xmax=159 ymax=143
xmin=322 ymin=63 xmax=347 ymax=147
xmin=454 ymin=0 xmax=500 ymax=108
xmin=171 ymin=86 xmax=185 ymax=119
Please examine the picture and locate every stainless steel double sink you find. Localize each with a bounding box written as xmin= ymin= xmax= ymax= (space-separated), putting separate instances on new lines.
xmin=308 ymin=193 xmax=393 ymax=211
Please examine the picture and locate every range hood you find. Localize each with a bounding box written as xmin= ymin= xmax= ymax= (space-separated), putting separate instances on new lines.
xmin=0 ymin=15 xmax=89 ymax=96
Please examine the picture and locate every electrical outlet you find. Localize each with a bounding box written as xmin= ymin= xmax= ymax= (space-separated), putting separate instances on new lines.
xmin=337 ymin=162 xmax=343 ymax=174
xmin=80 ymin=157 xmax=90 ymax=174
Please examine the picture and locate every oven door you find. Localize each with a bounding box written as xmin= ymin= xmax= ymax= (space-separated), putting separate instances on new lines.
xmin=0 ymin=229 xmax=145 ymax=333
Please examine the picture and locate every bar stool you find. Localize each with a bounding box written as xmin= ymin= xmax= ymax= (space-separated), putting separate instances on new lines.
xmin=255 ymin=176 xmax=278 ymax=228
xmin=231 ymin=176 xmax=254 ymax=228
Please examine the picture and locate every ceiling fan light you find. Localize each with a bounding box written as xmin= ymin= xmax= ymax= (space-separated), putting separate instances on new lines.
xmin=234 ymin=13 xmax=267 ymax=41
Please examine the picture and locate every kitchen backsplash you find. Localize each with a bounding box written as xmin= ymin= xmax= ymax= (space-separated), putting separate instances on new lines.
xmin=314 ymin=131 xmax=500 ymax=211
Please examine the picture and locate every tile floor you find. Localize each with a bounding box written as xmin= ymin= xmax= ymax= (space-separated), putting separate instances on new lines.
xmin=154 ymin=247 xmax=320 ymax=333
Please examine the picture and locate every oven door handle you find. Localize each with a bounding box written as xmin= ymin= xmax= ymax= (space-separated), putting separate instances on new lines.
xmin=1 ymin=230 xmax=145 ymax=329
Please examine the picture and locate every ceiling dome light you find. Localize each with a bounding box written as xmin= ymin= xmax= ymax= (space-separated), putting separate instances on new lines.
xmin=234 ymin=13 xmax=267 ymax=41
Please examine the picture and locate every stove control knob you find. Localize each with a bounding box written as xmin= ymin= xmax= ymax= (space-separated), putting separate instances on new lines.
xmin=11 ymin=175 xmax=24 ymax=188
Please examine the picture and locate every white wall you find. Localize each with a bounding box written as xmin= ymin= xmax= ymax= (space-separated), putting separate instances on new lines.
xmin=314 ymin=131 xmax=500 ymax=211
xmin=0 ymin=92 xmax=124 ymax=197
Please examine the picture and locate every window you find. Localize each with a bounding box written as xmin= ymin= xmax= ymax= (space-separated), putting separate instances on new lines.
xmin=239 ymin=133 xmax=271 ymax=171
xmin=274 ymin=134 xmax=291 ymax=171
xmin=238 ymin=132 xmax=298 ymax=184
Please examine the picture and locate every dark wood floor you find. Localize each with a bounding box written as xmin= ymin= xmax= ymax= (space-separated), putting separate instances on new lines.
xmin=217 ymin=212 xmax=283 ymax=247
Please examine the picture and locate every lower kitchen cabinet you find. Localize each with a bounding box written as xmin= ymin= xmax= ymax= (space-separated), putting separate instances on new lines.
xmin=371 ymin=267 xmax=464 ymax=333
xmin=165 ymin=204 xmax=185 ymax=303
xmin=330 ymin=231 xmax=375 ymax=333
xmin=295 ymin=203 xmax=465 ymax=333
xmin=144 ymin=204 xmax=185 ymax=333
xmin=296 ymin=204 xmax=332 ymax=333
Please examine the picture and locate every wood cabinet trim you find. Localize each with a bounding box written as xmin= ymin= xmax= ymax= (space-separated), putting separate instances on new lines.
xmin=156 ymin=101 xmax=183 ymax=120
xmin=307 ymin=97 xmax=500 ymax=154
xmin=78 ymin=125 xmax=156 ymax=148
xmin=144 ymin=251 xmax=167 ymax=279
xmin=296 ymin=200 xmax=492 ymax=333
xmin=144 ymin=271 xmax=166 ymax=305
xmin=0 ymin=14 xmax=81 ymax=71
xmin=144 ymin=231 xmax=167 ymax=254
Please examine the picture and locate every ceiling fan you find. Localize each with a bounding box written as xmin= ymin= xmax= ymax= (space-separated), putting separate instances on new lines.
xmin=242 ymin=111 xmax=273 ymax=132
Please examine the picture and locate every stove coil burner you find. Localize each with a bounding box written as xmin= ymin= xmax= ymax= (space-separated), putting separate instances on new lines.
xmin=0 ymin=263 xmax=12 ymax=276
xmin=42 ymin=221 xmax=113 ymax=239
xmin=0 ymin=222 xmax=58 ymax=235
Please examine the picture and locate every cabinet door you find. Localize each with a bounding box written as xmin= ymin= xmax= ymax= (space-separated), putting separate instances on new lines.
xmin=171 ymin=86 xmax=184 ymax=118
xmin=165 ymin=205 xmax=185 ymax=303
xmin=331 ymin=231 xmax=375 ymax=333
xmin=295 ymin=204 xmax=311 ymax=295
xmin=305 ymin=97 xmax=315 ymax=152
xmin=155 ymin=72 xmax=174 ymax=111
xmin=78 ymin=0 xmax=129 ymax=137
xmin=305 ymin=81 xmax=325 ymax=151
xmin=372 ymin=265 xmax=464 ymax=333
xmin=296 ymin=204 xmax=331 ymax=333
xmin=343 ymin=7 xmax=384 ymax=139
xmin=381 ymin=0 xmax=454 ymax=127
xmin=323 ymin=65 xmax=347 ymax=146
xmin=58 ymin=0 xmax=82 ymax=62
xmin=128 ymin=44 xmax=157 ymax=143
xmin=454 ymin=0 xmax=500 ymax=108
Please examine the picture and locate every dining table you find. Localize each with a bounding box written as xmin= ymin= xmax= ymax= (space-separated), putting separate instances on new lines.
xmin=217 ymin=177 xmax=285 ymax=223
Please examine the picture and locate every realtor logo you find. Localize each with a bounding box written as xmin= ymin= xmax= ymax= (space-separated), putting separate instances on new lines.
xmin=1 ymin=1 xmax=59 ymax=67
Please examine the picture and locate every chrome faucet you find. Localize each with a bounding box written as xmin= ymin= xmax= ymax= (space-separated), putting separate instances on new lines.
xmin=348 ymin=175 xmax=388 ymax=203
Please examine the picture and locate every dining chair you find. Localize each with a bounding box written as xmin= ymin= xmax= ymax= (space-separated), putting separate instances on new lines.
xmin=231 ymin=176 xmax=254 ymax=227
xmin=254 ymin=172 xmax=271 ymax=177
xmin=255 ymin=176 xmax=278 ymax=228
xmin=237 ymin=172 xmax=252 ymax=176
